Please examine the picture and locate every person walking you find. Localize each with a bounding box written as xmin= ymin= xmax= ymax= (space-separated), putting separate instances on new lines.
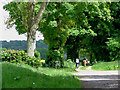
xmin=83 ymin=56 xmax=88 ymax=67
xmin=76 ymin=58 xmax=79 ymax=68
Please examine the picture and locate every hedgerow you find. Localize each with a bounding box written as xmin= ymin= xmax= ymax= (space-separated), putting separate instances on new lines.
xmin=1 ymin=50 xmax=41 ymax=68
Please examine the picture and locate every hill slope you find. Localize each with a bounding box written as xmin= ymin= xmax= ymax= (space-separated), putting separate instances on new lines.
xmin=1 ymin=40 xmax=48 ymax=50
xmin=2 ymin=62 xmax=82 ymax=88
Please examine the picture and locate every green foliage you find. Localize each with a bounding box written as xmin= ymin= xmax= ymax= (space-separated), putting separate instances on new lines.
xmin=39 ymin=2 xmax=75 ymax=68
xmin=3 ymin=2 xmax=49 ymax=57
xmin=3 ymin=2 xmax=120 ymax=67
xmin=24 ymin=49 xmax=41 ymax=60
xmin=3 ymin=2 xmax=27 ymax=34
xmin=68 ymin=29 xmax=79 ymax=36
xmin=46 ymin=49 xmax=64 ymax=68
xmin=3 ymin=2 xmax=44 ymax=34
xmin=34 ymin=50 xmax=41 ymax=59
xmin=64 ymin=59 xmax=76 ymax=69
xmin=2 ymin=62 xmax=82 ymax=88
xmin=106 ymin=37 xmax=120 ymax=61
xmin=92 ymin=60 xmax=118 ymax=71
xmin=65 ymin=2 xmax=120 ymax=63
xmin=74 ymin=2 xmax=112 ymax=62
xmin=37 ymin=48 xmax=48 ymax=60
xmin=1 ymin=50 xmax=41 ymax=68
xmin=0 ymin=48 xmax=7 ymax=51
xmin=2 ymin=40 xmax=48 ymax=60
xmin=80 ymin=66 xmax=89 ymax=70
xmin=104 ymin=2 xmax=120 ymax=61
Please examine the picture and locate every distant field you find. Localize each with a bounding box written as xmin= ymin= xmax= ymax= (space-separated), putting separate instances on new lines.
xmin=2 ymin=62 xmax=82 ymax=88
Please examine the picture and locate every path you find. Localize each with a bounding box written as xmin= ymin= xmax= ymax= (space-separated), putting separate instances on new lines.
xmin=73 ymin=66 xmax=120 ymax=88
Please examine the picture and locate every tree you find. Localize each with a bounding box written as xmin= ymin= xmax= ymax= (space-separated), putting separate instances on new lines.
xmin=65 ymin=2 xmax=112 ymax=63
xmin=3 ymin=0 xmax=50 ymax=56
xmin=84 ymin=2 xmax=120 ymax=62
xmin=65 ymin=2 xmax=120 ymax=63
xmin=39 ymin=2 xmax=74 ymax=68
xmin=105 ymin=2 xmax=120 ymax=61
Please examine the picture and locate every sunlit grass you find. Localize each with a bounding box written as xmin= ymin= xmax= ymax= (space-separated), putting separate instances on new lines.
xmin=2 ymin=62 xmax=82 ymax=88
xmin=80 ymin=66 xmax=89 ymax=70
xmin=92 ymin=60 xmax=119 ymax=71
xmin=0 ymin=63 xmax=2 ymax=89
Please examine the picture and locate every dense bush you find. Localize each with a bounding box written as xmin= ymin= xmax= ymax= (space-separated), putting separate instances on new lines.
xmin=1 ymin=50 xmax=41 ymax=68
xmin=0 ymin=48 xmax=7 ymax=51
xmin=106 ymin=37 xmax=120 ymax=61
xmin=34 ymin=50 xmax=41 ymax=59
xmin=46 ymin=49 xmax=64 ymax=68
xmin=23 ymin=49 xmax=41 ymax=60
xmin=64 ymin=59 xmax=76 ymax=69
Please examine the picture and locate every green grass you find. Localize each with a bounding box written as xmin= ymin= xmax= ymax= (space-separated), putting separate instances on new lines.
xmin=92 ymin=60 xmax=119 ymax=71
xmin=0 ymin=63 xmax=2 ymax=89
xmin=80 ymin=66 xmax=89 ymax=70
xmin=2 ymin=62 xmax=82 ymax=88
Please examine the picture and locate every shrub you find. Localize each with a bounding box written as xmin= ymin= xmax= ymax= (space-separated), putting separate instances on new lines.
xmin=0 ymin=48 xmax=7 ymax=51
xmin=46 ymin=49 xmax=64 ymax=68
xmin=34 ymin=50 xmax=41 ymax=59
xmin=1 ymin=50 xmax=41 ymax=68
xmin=106 ymin=37 xmax=120 ymax=61
xmin=23 ymin=49 xmax=41 ymax=60
xmin=64 ymin=59 xmax=76 ymax=68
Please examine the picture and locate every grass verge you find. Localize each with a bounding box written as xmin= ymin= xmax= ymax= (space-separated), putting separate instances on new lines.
xmin=0 ymin=63 xmax=2 ymax=89
xmin=91 ymin=60 xmax=119 ymax=71
xmin=80 ymin=66 xmax=89 ymax=70
xmin=2 ymin=62 xmax=82 ymax=88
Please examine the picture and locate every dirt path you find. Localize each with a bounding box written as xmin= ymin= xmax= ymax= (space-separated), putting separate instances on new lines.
xmin=73 ymin=66 xmax=120 ymax=88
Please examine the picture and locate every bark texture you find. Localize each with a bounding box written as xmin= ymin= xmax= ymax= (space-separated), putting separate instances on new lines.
xmin=27 ymin=1 xmax=50 ymax=56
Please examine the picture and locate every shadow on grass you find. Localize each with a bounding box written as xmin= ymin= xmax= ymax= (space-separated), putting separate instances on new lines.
xmin=2 ymin=62 xmax=82 ymax=88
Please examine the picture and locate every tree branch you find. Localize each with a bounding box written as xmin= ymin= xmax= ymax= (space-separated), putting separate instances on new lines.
xmin=33 ymin=0 xmax=50 ymax=25
xmin=15 ymin=2 xmax=28 ymax=30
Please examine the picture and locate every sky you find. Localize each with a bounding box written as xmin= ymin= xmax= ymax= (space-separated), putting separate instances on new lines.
xmin=0 ymin=0 xmax=44 ymax=42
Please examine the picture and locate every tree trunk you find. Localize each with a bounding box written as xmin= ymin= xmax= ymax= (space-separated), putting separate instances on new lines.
xmin=27 ymin=28 xmax=36 ymax=56
xmin=27 ymin=1 xmax=50 ymax=56
xmin=57 ymin=17 xmax=64 ymax=68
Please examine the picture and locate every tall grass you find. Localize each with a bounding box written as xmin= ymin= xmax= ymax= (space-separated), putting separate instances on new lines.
xmin=2 ymin=62 xmax=82 ymax=88
xmin=92 ymin=60 xmax=119 ymax=71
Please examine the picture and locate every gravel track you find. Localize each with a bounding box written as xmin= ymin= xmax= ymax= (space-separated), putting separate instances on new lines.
xmin=73 ymin=66 xmax=120 ymax=89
